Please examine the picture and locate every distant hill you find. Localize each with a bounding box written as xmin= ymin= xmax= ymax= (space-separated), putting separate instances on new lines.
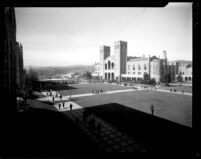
xmin=24 ymin=65 xmax=95 ymax=79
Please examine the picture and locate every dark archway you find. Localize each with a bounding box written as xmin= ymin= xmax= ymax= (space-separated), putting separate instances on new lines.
xmin=108 ymin=61 xmax=111 ymax=70
xmin=105 ymin=63 xmax=107 ymax=70
xmin=108 ymin=73 xmax=111 ymax=80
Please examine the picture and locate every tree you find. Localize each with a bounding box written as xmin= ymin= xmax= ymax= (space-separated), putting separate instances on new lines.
xmin=83 ymin=71 xmax=92 ymax=79
xmin=163 ymin=73 xmax=172 ymax=83
xmin=177 ymin=72 xmax=183 ymax=82
xmin=141 ymin=73 xmax=150 ymax=84
xmin=25 ymin=68 xmax=39 ymax=91
xmin=149 ymin=78 xmax=156 ymax=85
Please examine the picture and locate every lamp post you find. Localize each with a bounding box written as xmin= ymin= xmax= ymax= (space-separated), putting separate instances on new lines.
xmin=69 ymin=82 xmax=71 ymax=102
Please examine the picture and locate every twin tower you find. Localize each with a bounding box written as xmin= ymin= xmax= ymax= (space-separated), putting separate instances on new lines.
xmin=99 ymin=41 xmax=127 ymax=81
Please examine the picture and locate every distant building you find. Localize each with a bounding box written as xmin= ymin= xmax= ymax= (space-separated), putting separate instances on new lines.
xmin=176 ymin=61 xmax=192 ymax=82
xmin=93 ymin=41 xmax=192 ymax=83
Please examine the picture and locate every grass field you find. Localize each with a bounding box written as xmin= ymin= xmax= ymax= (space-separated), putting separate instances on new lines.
xmin=59 ymin=83 xmax=192 ymax=127
xmin=159 ymin=85 xmax=192 ymax=93
xmin=59 ymin=83 xmax=131 ymax=95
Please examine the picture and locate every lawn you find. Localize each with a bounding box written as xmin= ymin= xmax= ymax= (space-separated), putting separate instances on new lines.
xmin=72 ymin=90 xmax=192 ymax=127
xmin=59 ymin=83 xmax=131 ymax=95
xmin=159 ymin=85 xmax=192 ymax=93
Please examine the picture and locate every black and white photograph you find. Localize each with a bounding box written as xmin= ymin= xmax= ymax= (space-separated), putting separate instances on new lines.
xmin=1 ymin=2 xmax=198 ymax=158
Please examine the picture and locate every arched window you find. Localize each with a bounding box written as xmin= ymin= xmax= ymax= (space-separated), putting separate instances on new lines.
xmin=105 ymin=63 xmax=107 ymax=70
xmin=189 ymin=77 xmax=191 ymax=81
xmin=112 ymin=63 xmax=114 ymax=69
xmin=108 ymin=61 xmax=110 ymax=69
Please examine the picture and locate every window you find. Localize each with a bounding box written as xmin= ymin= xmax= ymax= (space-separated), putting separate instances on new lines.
xmin=138 ymin=72 xmax=141 ymax=75
xmin=133 ymin=64 xmax=135 ymax=70
xmin=144 ymin=64 xmax=147 ymax=70
xmin=105 ymin=63 xmax=107 ymax=70
xmin=133 ymin=72 xmax=135 ymax=75
xmin=138 ymin=64 xmax=141 ymax=70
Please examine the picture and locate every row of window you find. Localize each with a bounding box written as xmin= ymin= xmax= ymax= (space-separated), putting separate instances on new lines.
xmin=179 ymin=71 xmax=192 ymax=75
xmin=115 ymin=45 xmax=120 ymax=49
xmin=128 ymin=65 xmax=147 ymax=71
xmin=127 ymin=72 xmax=146 ymax=75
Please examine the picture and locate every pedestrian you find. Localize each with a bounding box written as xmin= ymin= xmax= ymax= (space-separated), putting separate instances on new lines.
xmin=52 ymin=96 xmax=54 ymax=102
xmin=151 ymin=104 xmax=154 ymax=116
xmin=60 ymin=94 xmax=62 ymax=100
xmin=63 ymin=102 xmax=65 ymax=108
xmin=70 ymin=103 xmax=73 ymax=110
xmin=58 ymin=103 xmax=61 ymax=110
xmin=182 ymin=90 xmax=184 ymax=94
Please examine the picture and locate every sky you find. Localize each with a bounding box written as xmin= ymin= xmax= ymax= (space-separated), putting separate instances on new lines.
xmin=15 ymin=3 xmax=192 ymax=67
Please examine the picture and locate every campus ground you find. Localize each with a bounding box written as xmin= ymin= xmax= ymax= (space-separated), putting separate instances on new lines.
xmin=59 ymin=83 xmax=192 ymax=127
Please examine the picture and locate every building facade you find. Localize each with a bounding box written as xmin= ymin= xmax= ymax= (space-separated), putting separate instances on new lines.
xmin=176 ymin=61 xmax=192 ymax=82
xmin=93 ymin=41 xmax=192 ymax=83
xmin=1 ymin=7 xmax=17 ymax=118
xmin=16 ymin=42 xmax=24 ymax=87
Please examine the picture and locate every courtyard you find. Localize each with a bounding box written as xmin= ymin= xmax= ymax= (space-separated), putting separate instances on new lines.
xmin=58 ymin=83 xmax=192 ymax=127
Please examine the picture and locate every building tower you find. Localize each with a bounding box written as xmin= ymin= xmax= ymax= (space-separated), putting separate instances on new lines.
xmin=161 ymin=50 xmax=168 ymax=82
xmin=114 ymin=41 xmax=127 ymax=81
xmin=99 ymin=46 xmax=110 ymax=79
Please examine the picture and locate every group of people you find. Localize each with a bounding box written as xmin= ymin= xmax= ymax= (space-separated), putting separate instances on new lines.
xmin=170 ymin=88 xmax=184 ymax=94
xmin=170 ymin=88 xmax=177 ymax=92
xmin=82 ymin=109 xmax=101 ymax=133
xmin=58 ymin=102 xmax=73 ymax=110
xmin=150 ymin=86 xmax=157 ymax=90
xmin=92 ymin=89 xmax=103 ymax=94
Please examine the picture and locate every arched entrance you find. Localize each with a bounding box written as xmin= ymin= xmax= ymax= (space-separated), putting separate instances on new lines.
xmin=108 ymin=73 xmax=110 ymax=80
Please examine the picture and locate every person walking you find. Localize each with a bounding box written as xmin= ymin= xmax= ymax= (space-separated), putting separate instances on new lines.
xmin=70 ymin=103 xmax=73 ymax=110
xmin=151 ymin=104 xmax=154 ymax=116
xmin=63 ymin=102 xmax=65 ymax=108
xmin=60 ymin=95 xmax=62 ymax=100
xmin=58 ymin=103 xmax=61 ymax=110
xmin=182 ymin=90 xmax=184 ymax=94
xmin=52 ymin=96 xmax=54 ymax=103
